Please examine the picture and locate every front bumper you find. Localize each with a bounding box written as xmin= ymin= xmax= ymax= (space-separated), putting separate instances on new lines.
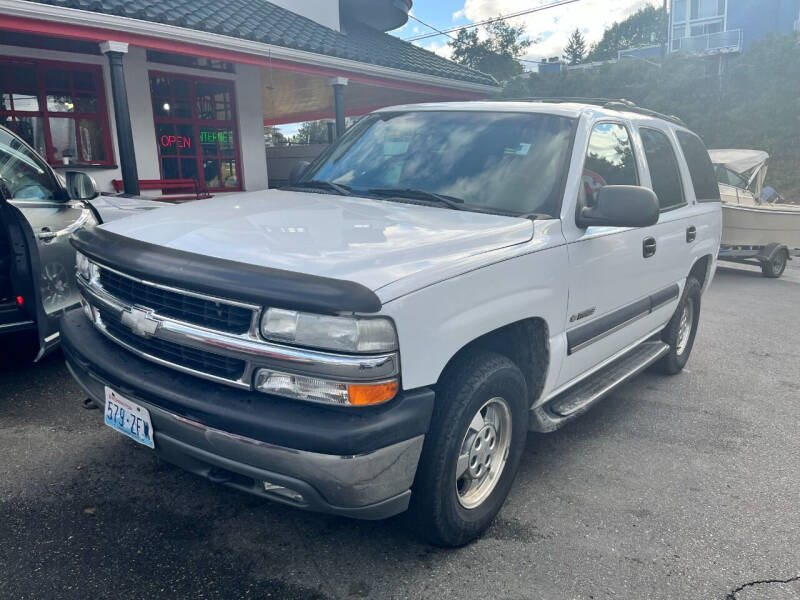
xmin=61 ymin=309 xmax=434 ymax=519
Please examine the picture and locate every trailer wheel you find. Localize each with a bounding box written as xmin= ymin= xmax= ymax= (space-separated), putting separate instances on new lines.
xmin=761 ymin=249 xmax=787 ymax=278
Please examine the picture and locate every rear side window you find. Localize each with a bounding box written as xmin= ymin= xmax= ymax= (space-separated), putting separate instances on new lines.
xmin=676 ymin=131 xmax=721 ymax=202
xmin=640 ymin=128 xmax=685 ymax=210
xmin=581 ymin=122 xmax=638 ymax=205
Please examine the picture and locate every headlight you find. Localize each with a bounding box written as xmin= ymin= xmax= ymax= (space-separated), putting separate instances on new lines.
xmin=260 ymin=308 xmax=397 ymax=353
xmin=76 ymin=251 xmax=91 ymax=280
xmin=254 ymin=369 xmax=398 ymax=406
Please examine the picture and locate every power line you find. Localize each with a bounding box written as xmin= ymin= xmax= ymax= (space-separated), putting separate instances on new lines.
xmin=404 ymin=0 xmax=584 ymax=42
xmin=407 ymin=10 xmax=546 ymax=66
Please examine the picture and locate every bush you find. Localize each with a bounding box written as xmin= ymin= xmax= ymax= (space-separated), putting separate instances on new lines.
xmin=505 ymin=33 xmax=800 ymax=198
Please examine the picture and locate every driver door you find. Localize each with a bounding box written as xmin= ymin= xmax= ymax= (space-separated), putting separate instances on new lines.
xmin=0 ymin=127 xmax=91 ymax=358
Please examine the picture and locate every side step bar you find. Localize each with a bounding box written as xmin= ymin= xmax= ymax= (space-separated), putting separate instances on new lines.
xmin=530 ymin=341 xmax=669 ymax=433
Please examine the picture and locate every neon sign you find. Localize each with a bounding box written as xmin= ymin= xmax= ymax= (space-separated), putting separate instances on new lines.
xmin=160 ymin=135 xmax=191 ymax=149
xmin=200 ymin=130 xmax=233 ymax=144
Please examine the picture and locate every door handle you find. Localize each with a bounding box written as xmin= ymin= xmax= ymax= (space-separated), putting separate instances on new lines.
xmin=38 ymin=227 xmax=57 ymax=242
xmin=686 ymin=226 xmax=697 ymax=243
xmin=643 ymin=237 xmax=657 ymax=258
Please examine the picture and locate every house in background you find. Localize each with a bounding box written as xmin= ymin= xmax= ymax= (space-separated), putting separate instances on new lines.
xmin=0 ymin=0 xmax=497 ymax=196
xmin=669 ymin=0 xmax=800 ymax=54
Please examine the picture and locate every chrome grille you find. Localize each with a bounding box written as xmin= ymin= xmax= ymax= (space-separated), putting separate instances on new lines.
xmin=98 ymin=267 xmax=254 ymax=334
xmin=98 ymin=308 xmax=247 ymax=380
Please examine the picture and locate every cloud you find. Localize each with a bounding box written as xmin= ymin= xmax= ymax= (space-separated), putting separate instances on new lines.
xmin=424 ymin=0 xmax=657 ymax=64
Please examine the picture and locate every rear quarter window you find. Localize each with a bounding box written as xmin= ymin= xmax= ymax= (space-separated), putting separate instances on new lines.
xmin=676 ymin=131 xmax=721 ymax=202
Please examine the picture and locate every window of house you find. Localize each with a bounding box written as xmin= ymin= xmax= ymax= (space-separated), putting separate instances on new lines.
xmin=690 ymin=20 xmax=724 ymax=36
xmin=674 ymin=0 xmax=688 ymax=22
xmin=0 ymin=60 xmax=113 ymax=166
xmin=640 ymin=128 xmax=685 ymax=210
xmin=150 ymin=73 xmax=241 ymax=191
xmin=691 ymin=0 xmax=725 ymax=20
xmin=581 ymin=122 xmax=638 ymax=206
xmin=676 ymin=130 xmax=721 ymax=202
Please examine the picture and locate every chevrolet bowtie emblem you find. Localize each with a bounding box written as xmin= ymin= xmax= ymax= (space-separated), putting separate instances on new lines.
xmin=121 ymin=307 xmax=161 ymax=338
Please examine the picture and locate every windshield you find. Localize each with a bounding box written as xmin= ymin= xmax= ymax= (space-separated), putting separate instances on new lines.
xmin=303 ymin=111 xmax=576 ymax=217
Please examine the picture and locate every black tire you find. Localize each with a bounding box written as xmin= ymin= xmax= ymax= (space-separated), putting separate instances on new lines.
xmin=653 ymin=277 xmax=702 ymax=375
xmin=761 ymin=249 xmax=788 ymax=278
xmin=408 ymin=352 xmax=529 ymax=547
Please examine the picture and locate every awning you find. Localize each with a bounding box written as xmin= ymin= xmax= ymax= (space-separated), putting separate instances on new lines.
xmin=709 ymin=149 xmax=769 ymax=175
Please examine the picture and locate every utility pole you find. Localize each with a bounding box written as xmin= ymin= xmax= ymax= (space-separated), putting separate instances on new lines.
xmin=661 ymin=0 xmax=668 ymax=61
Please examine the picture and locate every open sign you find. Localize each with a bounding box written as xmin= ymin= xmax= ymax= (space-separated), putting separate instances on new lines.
xmin=160 ymin=135 xmax=192 ymax=149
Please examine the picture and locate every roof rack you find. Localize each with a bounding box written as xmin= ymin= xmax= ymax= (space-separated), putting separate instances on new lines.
xmin=501 ymin=97 xmax=687 ymax=127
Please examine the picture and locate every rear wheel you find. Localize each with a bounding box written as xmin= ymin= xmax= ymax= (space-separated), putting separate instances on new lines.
xmin=409 ymin=353 xmax=528 ymax=547
xmin=761 ymin=249 xmax=787 ymax=278
xmin=653 ymin=277 xmax=701 ymax=375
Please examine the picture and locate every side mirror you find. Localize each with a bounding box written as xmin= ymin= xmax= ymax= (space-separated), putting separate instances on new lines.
xmin=289 ymin=161 xmax=311 ymax=185
xmin=65 ymin=171 xmax=99 ymax=201
xmin=577 ymin=185 xmax=659 ymax=229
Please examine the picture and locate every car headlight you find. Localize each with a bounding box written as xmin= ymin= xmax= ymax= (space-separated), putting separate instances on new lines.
xmin=76 ymin=251 xmax=91 ymax=280
xmin=260 ymin=308 xmax=397 ymax=354
xmin=75 ymin=251 xmax=99 ymax=282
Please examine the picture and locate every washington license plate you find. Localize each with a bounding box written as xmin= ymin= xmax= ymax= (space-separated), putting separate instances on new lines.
xmin=104 ymin=387 xmax=155 ymax=449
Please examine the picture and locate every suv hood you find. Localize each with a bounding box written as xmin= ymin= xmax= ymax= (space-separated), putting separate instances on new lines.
xmin=100 ymin=190 xmax=533 ymax=293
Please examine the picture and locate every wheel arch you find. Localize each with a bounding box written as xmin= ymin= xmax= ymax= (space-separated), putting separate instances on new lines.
xmin=689 ymin=254 xmax=714 ymax=291
xmin=434 ymin=317 xmax=550 ymax=408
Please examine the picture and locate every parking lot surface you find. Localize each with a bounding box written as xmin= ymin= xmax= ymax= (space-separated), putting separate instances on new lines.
xmin=1 ymin=261 xmax=798 ymax=600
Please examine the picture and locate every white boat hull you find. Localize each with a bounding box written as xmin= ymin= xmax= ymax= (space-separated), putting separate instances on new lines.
xmin=722 ymin=203 xmax=800 ymax=248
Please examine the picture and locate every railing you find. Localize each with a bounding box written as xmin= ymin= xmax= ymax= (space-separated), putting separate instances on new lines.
xmin=672 ymin=29 xmax=743 ymax=54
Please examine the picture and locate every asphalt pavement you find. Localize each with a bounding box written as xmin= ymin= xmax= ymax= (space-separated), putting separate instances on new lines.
xmin=1 ymin=261 xmax=798 ymax=600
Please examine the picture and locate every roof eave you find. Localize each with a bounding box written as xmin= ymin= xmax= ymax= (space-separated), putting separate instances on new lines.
xmin=0 ymin=0 xmax=499 ymax=94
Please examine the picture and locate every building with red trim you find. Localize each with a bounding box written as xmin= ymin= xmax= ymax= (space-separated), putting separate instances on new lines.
xmin=0 ymin=0 xmax=498 ymax=195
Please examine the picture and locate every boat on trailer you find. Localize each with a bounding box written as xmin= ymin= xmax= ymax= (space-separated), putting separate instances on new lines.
xmin=710 ymin=149 xmax=800 ymax=278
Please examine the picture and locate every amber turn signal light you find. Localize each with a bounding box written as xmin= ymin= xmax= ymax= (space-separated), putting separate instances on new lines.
xmin=347 ymin=381 xmax=399 ymax=406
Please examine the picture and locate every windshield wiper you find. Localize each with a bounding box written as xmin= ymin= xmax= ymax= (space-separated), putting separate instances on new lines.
xmin=289 ymin=180 xmax=351 ymax=196
xmin=368 ymin=187 xmax=466 ymax=210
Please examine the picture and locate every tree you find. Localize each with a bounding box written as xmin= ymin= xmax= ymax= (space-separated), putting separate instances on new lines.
xmin=585 ymin=5 xmax=667 ymax=62
xmin=503 ymin=33 xmax=800 ymax=198
xmin=264 ymin=126 xmax=287 ymax=146
xmin=563 ymin=28 xmax=587 ymax=65
xmin=294 ymin=120 xmax=330 ymax=144
xmin=449 ymin=20 xmax=533 ymax=83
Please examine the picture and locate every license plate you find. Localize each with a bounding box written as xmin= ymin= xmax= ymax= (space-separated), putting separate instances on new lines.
xmin=104 ymin=387 xmax=155 ymax=448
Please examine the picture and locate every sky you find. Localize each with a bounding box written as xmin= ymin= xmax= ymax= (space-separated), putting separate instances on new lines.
xmin=391 ymin=0 xmax=660 ymax=67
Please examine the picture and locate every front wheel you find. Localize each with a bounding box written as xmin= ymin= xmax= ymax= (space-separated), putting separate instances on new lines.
xmin=653 ymin=277 xmax=702 ymax=375
xmin=409 ymin=353 xmax=529 ymax=547
xmin=761 ymin=249 xmax=787 ymax=278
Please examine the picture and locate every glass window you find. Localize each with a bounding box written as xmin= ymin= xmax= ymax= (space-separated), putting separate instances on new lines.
xmin=0 ymin=127 xmax=59 ymax=200
xmin=674 ymin=0 xmax=687 ymax=22
xmin=640 ymin=128 xmax=685 ymax=210
xmin=307 ymin=111 xmax=575 ymax=216
xmin=581 ymin=122 xmax=638 ymax=205
xmin=714 ymin=165 xmax=748 ymax=189
xmin=149 ymin=74 xmax=241 ymax=191
xmin=0 ymin=60 xmax=112 ymax=165
xmin=676 ymin=130 xmax=721 ymax=202
xmin=691 ymin=0 xmax=725 ymax=19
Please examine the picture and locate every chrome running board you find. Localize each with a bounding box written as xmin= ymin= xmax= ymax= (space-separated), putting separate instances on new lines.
xmin=530 ymin=341 xmax=669 ymax=433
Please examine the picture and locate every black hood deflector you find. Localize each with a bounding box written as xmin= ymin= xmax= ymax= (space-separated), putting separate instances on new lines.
xmin=71 ymin=227 xmax=382 ymax=314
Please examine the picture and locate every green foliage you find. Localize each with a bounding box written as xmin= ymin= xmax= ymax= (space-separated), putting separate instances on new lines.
xmin=585 ymin=5 xmax=667 ymax=62
xmin=563 ymin=28 xmax=587 ymax=65
xmin=449 ymin=21 xmax=532 ymax=83
xmin=505 ymin=33 xmax=800 ymax=197
xmin=294 ymin=120 xmax=331 ymax=144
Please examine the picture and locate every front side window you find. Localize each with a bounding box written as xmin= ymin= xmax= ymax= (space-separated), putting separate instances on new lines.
xmin=0 ymin=60 xmax=113 ymax=166
xmin=0 ymin=127 xmax=59 ymax=200
xmin=305 ymin=111 xmax=575 ymax=217
xmin=676 ymin=130 xmax=721 ymax=202
xmin=580 ymin=122 xmax=638 ymax=206
xmin=640 ymin=127 xmax=685 ymax=210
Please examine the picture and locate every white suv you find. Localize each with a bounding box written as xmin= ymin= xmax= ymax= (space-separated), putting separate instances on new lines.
xmin=63 ymin=100 xmax=722 ymax=547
